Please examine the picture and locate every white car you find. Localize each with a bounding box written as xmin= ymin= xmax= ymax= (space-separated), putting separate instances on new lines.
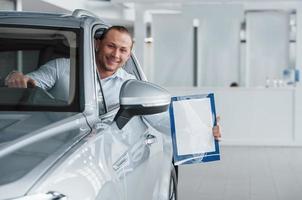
xmin=0 ymin=9 xmax=177 ymax=200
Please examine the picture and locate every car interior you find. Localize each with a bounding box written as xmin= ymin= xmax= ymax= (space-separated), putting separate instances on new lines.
xmin=0 ymin=27 xmax=79 ymax=110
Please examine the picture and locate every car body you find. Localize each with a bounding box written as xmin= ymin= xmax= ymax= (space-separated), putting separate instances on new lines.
xmin=0 ymin=9 xmax=177 ymax=200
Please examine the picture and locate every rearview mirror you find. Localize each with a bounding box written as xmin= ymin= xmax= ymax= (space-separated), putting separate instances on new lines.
xmin=114 ymin=80 xmax=171 ymax=129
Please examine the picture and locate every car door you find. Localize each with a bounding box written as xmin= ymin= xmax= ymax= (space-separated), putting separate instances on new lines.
xmin=98 ymin=109 xmax=167 ymax=200
xmin=92 ymin=26 xmax=167 ymax=199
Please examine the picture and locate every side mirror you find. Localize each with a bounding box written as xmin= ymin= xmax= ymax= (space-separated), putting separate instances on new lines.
xmin=114 ymin=79 xmax=171 ymax=129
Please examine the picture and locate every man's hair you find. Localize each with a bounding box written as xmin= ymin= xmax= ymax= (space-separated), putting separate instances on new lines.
xmin=98 ymin=26 xmax=133 ymax=49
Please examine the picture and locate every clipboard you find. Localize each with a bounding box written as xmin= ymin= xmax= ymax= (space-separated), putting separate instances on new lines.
xmin=169 ymin=93 xmax=220 ymax=165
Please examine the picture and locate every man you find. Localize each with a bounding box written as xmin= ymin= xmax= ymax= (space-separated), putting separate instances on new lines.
xmin=5 ymin=25 xmax=221 ymax=139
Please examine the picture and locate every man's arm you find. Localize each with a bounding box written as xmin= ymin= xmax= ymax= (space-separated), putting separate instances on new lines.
xmin=26 ymin=59 xmax=59 ymax=90
xmin=4 ymin=58 xmax=63 ymax=89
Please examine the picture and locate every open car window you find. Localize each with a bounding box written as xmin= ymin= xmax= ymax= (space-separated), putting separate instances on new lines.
xmin=0 ymin=26 xmax=80 ymax=112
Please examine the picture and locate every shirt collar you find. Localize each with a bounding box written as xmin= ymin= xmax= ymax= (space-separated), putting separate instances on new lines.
xmin=101 ymin=67 xmax=126 ymax=81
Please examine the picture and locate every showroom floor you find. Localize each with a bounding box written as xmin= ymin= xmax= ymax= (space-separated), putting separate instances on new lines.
xmin=178 ymin=146 xmax=302 ymax=200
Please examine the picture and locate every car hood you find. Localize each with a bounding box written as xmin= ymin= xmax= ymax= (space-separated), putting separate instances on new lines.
xmin=0 ymin=111 xmax=91 ymax=199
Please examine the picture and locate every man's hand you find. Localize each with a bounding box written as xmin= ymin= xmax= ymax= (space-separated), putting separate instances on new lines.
xmin=213 ymin=116 xmax=221 ymax=140
xmin=5 ymin=71 xmax=36 ymax=88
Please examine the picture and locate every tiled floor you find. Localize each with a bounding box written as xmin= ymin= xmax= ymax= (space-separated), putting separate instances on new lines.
xmin=178 ymin=146 xmax=302 ymax=200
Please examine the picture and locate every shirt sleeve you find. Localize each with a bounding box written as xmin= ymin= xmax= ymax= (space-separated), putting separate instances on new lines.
xmin=26 ymin=59 xmax=59 ymax=90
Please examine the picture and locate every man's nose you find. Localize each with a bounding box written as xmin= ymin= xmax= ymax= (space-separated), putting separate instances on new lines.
xmin=111 ymin=49 xmax=120 ymax=57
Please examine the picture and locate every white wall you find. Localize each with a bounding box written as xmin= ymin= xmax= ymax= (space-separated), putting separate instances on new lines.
xmin=245 ymin=11 xmax=290 ymax=87
xmin=183 ymin=4 xmax=243 ymax=87
xmin=152 ymin=13 xmax=194 ymax=86
xmin=141 ymin=2 xmax=299 ymax=87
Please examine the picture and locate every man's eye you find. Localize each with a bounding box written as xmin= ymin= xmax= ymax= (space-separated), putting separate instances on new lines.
xmin=107 ymin=44 xmax=114 ymax=48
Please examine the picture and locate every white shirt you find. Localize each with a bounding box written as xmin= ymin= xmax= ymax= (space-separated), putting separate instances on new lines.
xmin=27 ymin=58 xmax=135 ymax=108
xmin=98 ymin=67 xmax=135 ymax=110
xmin=27 ymin=58 xmax=70 ymax=101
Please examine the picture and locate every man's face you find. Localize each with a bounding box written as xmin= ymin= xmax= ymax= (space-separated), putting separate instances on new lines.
xmin=96 ymin=29 xmax=132 ymax=76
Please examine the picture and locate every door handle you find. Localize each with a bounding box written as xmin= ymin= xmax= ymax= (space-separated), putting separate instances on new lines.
xmin=145 ymin=134 xmax=157 ymax=145
xmin=12 ymin=191 xmax=67 ymax=200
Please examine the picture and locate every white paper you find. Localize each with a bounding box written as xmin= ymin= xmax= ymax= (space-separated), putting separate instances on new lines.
xmin=173 ymin=98 xmax=215 ymax=155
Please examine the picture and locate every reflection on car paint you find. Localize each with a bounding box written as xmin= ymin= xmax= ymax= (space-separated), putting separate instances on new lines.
xmin=113 ymin=132 xmax=150 ymax=178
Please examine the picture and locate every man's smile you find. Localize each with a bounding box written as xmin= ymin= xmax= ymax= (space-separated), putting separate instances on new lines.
xmin=106 ymin=56 xmax=120 ymax=65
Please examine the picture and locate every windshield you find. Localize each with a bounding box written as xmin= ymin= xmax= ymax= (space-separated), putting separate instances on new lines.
xmin=0 ymin=26 xmax=80 ymax=111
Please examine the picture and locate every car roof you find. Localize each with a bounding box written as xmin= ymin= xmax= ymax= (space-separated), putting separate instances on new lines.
xmin=0 ymin=9 xmax=107 ymax=29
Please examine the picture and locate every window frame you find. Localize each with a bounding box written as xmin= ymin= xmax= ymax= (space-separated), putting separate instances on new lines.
xmin=0 ymin=24 xmax=83 ymax=112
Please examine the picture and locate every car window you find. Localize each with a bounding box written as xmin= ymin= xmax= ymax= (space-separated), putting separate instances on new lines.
xmin=0 ymin=26 xmax=80 ymax=112
xmin=124 ymin=56 xmax=142 ymax=80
